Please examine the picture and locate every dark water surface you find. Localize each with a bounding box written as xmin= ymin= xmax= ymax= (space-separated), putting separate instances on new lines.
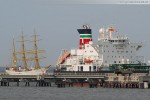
xmin=0 ymin=87 xmax=150 ymax=100
xmin=0 ymin=67 xmax=150 ymax=100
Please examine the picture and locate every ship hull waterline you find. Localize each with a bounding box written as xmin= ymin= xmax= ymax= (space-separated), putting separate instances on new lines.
xmin=5 ymin=68 xmax=48 ymax=75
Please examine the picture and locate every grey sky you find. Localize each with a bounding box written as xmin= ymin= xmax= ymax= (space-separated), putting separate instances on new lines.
xmin=0 ymin=0 xmax=150 ymax=66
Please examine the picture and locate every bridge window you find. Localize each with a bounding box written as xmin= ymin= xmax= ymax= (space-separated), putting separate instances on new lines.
xmin=93 ymin=66 xmax=96 ymax=71
xmin=111 ymin=40 xmax=114 ymax=42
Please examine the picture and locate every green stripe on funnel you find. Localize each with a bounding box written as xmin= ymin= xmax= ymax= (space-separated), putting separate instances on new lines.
xmin=80 ymin=35 xmax=92 ymax=38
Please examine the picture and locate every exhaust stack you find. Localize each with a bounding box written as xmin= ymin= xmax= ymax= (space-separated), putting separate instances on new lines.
xmin=77 ymin=25 xmax=92 ymax=49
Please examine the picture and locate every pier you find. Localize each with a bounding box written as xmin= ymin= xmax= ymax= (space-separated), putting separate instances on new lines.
xmin=0 ymin=72 xmax=150 ymax=89
xmin=0 ymin=72 xmax=105 ymax=87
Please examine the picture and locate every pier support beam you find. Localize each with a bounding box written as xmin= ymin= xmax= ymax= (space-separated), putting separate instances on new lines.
xmin=17 ymin=82 xmax=19 ymax=86
xmin=25 ymin=82 xmax=30 ymax=86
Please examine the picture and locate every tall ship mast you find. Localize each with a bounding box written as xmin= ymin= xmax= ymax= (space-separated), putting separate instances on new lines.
xmin=34 ymin=31 xmax=40 ymax=70
xmin=12 ymin=35 xmax=17 ymax=69
xmin=6 ymin=32 xmax=50 ymax=75
xmin=20 ymin=32 xmax=28 ymax=71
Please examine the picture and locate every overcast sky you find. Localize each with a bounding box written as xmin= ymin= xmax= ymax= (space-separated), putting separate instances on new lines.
xmin=0 ymin=0 xmax=150 ymax=66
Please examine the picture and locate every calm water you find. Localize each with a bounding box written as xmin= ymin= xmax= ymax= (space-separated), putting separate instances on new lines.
xmin=0 ymin=87 xmax=150 ymax=100
xmin=0 ymin=67 xmax=150 ymax=100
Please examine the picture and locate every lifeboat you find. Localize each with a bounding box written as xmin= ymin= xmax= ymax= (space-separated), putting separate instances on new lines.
xmin=84 ymin=58 xmax=93 ymax=63
xmin=58 ymin=51 xmax=70 ymax=64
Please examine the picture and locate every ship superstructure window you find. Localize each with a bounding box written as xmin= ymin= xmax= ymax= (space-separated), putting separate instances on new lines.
xmin=105 ymin=61 xmax=107 ymax=63
xmin=110 ymin=40 xmax=114 ymax=42
xmin=123 ymin=40 xmax=126 ymax=42
xmin=121 ymin=51 xmax=124 ymax=53
xmin=89 ymin=66 xmax=91 ymax=71
xmin=126 ymin=51 xmax=128 ymax=53
xmin=114 ymin=61 xmax=116 ymax=63
xmin=80 ymin=66 xmax=83 ymax=71
xmin=112 ymin=51 xmax=114 ymax=52
xmin=93 ymin=66 xmax=96 ymax=71
xmin=119 ymin=61 xmax=121 ymax=63
xmin=119 ymin=40 xmax=122 ymax=42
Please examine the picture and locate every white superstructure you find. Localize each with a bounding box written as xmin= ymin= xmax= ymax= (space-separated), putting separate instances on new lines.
xmin=57 ymin=25 xmax=103 ymax=71
xmin=57 ymin=43 xmax=103 ymax=71
xmin=57 ymin=25 xmax=144 ymax=71
xmin=97 ymin=27 xmax=143 ymax=69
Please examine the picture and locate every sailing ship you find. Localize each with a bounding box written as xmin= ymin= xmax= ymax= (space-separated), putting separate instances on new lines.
xmin=6 ymin=32 xmax=50 ymax=75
